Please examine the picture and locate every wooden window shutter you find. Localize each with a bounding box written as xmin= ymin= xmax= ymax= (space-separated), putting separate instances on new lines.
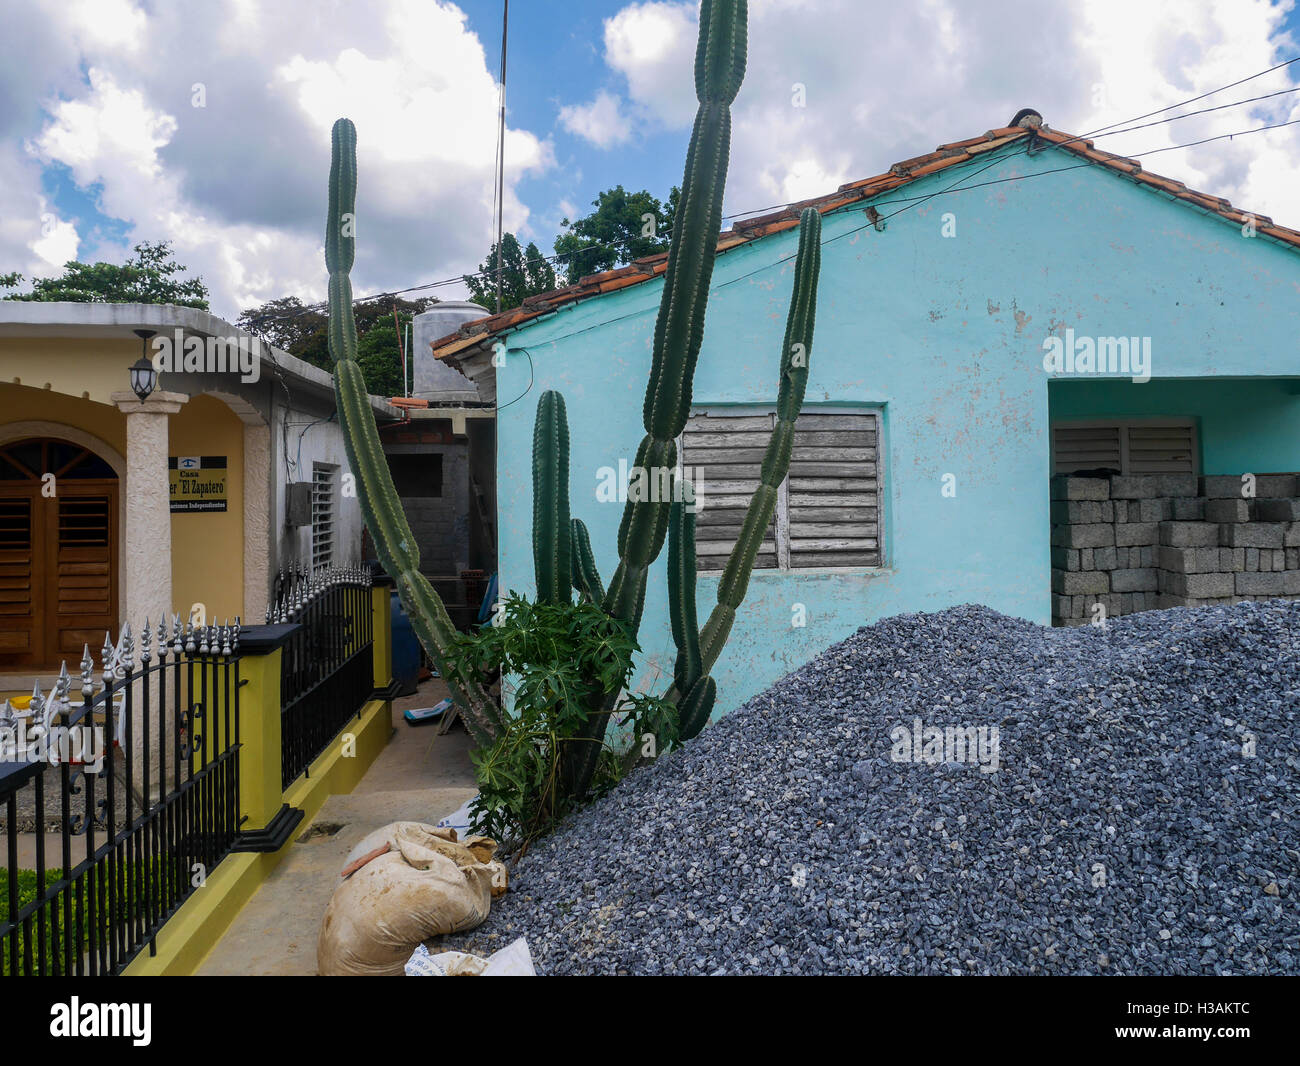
xmin=786 ymin=411 xmax=882 ymax=568
xmin=681 ymin=408 xmax=882 ymax=571
xmin=1052 ymin=421 xmax=1196 ymax=476
xmin=0 ymin=496 xmax=34 ymax=657
xmin=1051 ymin=424 xmax=1123 ymax=474
xmin=681 ymin=412 xmax=777 ymax=571
xmin=1125 ymin=423 xmax=1195 ymax=474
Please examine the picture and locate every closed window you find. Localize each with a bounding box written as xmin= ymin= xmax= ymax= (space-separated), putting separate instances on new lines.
xmin=681 ymin=408 xmax=883 ymax=571
xmin=1051 ymin=420 xmax=1197 ymax=476
xmin=311 ymin=463 xmax=337 ymax=570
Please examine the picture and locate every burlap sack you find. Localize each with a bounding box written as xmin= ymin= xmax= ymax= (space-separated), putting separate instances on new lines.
xmin=318 ymin=821 xmax=504 ymax=976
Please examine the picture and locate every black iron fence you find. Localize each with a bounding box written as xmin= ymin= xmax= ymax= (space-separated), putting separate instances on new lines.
xmin=271 ymin=567 xmax=374 ymax=789
xmin=1 ymin=620 xmax=241 ymax=976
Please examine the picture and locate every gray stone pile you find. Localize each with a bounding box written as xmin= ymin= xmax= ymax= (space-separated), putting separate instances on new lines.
xmin=443 ymin=601 xmax=1300 ymax=975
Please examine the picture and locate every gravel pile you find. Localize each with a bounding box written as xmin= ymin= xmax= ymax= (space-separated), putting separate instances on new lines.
xmin=447 ymin=602 xmax=1300 ymax=975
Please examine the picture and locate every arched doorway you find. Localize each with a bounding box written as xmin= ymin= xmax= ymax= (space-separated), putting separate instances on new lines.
xmin=0 ymin=438 xmax=119 ymax=668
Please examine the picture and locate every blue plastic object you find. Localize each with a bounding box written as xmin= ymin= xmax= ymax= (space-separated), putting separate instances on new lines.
xmin=476 ymin=572 xmax=499 ymax=626
xmin=390 ymin=594 xmax=421 ymax=696
xmin=404 ymin=697 xmax=452 ymax=726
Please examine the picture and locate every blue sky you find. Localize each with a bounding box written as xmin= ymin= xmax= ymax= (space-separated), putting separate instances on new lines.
xmin=456 ymin=0 xmax=689 ymax=229
xmin=3 ymin=0 xmax=1298 ymax=320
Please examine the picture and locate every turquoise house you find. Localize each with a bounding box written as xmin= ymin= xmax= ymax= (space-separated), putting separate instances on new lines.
xmin=432 ymin=111 xmax=1300 ymax=720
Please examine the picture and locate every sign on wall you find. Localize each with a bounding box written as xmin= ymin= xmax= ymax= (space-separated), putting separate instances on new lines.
xmin=169 ymin=456 xmax=228 ymax=513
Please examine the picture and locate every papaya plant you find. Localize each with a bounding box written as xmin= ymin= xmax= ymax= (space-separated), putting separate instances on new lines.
xmin=324 ymin=0 xmax=826 ymax=801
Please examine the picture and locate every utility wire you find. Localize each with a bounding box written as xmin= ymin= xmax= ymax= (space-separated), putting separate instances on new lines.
xmin=1082 ymin=55 xmax=1300 ymax=137
xmin=244 ymin=58 xmax=1300 ymax=335
xmin=494 ymin=1 xmax=509 ymax=313
xmin=496 ymin=116 xmax=1300 ymax=358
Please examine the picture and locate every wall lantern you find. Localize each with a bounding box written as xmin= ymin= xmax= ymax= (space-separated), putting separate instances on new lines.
xmin=130 ymin=329 xmax=158 ymax=402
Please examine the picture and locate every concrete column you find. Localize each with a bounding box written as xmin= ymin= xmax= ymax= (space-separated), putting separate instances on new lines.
xmin=112 ymin=390 xmax=186 ymax=802
xmin=243 ymin=420 xmax=271 ymax=623
xmin=112 ymin=390 xmax=188 ymax=626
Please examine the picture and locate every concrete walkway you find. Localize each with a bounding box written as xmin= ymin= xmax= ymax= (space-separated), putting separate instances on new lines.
xmin=195 ymin=679 xmax=476 ymax=976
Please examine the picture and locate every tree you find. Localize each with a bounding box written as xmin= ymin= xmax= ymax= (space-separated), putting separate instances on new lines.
xmin=238 ymin=295 xmax=434 ymax=397
xmin=553 ymin=185 xmax=680 ymax=284
xmin=1 ymin=240 xmax=209 ymax=308
xmin=463 ymin=233 xmax=556 ymax=313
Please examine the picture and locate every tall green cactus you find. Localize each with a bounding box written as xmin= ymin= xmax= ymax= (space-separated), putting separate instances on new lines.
xmin=324 ymin=117 xmax=502 ymax=746
xmin=667 ymin=206 xmax=822 ymax=739
xmin=326 ymin=0 xmax=829 ymax=805
xmin=560 ymin=0 xmax=748 ymax=796
xmin=532 ymin=391 xmax=571 ymax=605
xmin=570 ymin=518 xmax=604 ymax=603
xmin=601 ymin=0 xmax=746 ymax=632
xmin=696 ymin=207 xmax=822 ymax=679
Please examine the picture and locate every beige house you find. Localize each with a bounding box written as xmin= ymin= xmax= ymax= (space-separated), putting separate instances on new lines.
xmin=0 ymin=302 xmax=395 ymax=680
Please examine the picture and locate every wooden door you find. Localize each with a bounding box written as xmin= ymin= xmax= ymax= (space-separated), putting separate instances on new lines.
xmin=0 ymin=440 xmax=118 ymax=669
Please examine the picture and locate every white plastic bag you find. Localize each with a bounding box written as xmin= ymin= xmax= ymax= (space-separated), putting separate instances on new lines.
xmin=405 ymin=937 xmax=536 ymax=976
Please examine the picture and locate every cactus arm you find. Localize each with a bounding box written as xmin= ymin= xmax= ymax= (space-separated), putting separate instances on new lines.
xmin=667 ymin=499 xmax=703 ymax=693
xmin=532 ymin=391 xmax=572 ymax=605
xmin=570 ymin=518 xmax=604 ymax=603
xmin=601 ymin=0 xmax=747 ymax=634
xmin=677 ymin=673 xmax=717 ymax=742
xmin=324 ymin=117 xmax=501 ymax=746
xmin=695 ymin=206 xmax=822 ymax=680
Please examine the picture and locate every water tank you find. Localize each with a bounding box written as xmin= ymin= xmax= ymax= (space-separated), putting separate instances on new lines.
xmin=412 ymin=301 xmax=489 ymax=401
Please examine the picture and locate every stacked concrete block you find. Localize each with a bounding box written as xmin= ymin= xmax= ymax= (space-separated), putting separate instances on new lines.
xmin=1050 ymin=471 xmax=1300 ymax=626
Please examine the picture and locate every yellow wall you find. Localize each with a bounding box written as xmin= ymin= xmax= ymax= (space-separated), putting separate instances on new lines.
xmin=0 ymin=382 xmax=126 ymax=456
xmin=0 ymin=337 xmax=138 ymax=406
xmin=169 ymin=394 xmax=244 ymax=624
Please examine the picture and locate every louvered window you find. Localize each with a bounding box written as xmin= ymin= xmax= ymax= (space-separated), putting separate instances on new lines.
xmin=1051 ymin=420 xmax=1196 ymax=475
xmin=680 ymin=408 xmax=883 ymax=571
xmin=312 ymin=463 xmax=337 ymax=571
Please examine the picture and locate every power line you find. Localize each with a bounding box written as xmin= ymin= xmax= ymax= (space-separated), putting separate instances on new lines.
xmin=1082 ymin=55 xmax=1300 ymax=137
xmin=245 ymin=59 xmax=1300 ymax=336
xmin=499 ymin=115 xmax=1300 ymax=358
xmin=493 ymin=1 xmax=509 ymax=313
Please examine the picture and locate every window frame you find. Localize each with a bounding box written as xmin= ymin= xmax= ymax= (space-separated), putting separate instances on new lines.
xmin=311 ymin=462 xmax=338 ymax=571
xmin=682 ymin=403 xmax=886 ymax=575
xmin=1050 ymin=418 xmax=1199 ymax=477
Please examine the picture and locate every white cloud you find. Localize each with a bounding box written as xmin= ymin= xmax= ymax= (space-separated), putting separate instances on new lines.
xmin=32 ymin=69 xmax=177 ymax=224
xmin=3 ymin=0 xmax=555 ymax=318
xmin=63 ymin=0 xmax=147 ymax=53
xmin=559 ymin=90 xmax=634 ymax=148
xmin=31 ymin=205 xmax=79 ymax=268
xmin=594 ymin=0 xmax=1300 ymax=227
xmin=604 ymin=1 xmax=697 ymax=127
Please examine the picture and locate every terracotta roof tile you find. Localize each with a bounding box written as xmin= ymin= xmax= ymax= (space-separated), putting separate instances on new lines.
xmin=907 ymin=154 xmax=971 ymax=179
xmin=935 ymin=133 xmax=999 ymax=151
xmin=432 ymin=118 xmax=1300 ymax=361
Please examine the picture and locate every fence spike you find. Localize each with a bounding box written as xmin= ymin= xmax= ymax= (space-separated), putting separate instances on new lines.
xmin=81 ymin=644 xmax=95 ymax=696
xmin=141 ymin=617 xmax=152 ymax=663
xmin=117 ymin=622 xmax=133 ymax=676
xmin=184 ymin=620 xmax=196 ymax=655
xmin=102 ymin=631 xmax=115 ymax=680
